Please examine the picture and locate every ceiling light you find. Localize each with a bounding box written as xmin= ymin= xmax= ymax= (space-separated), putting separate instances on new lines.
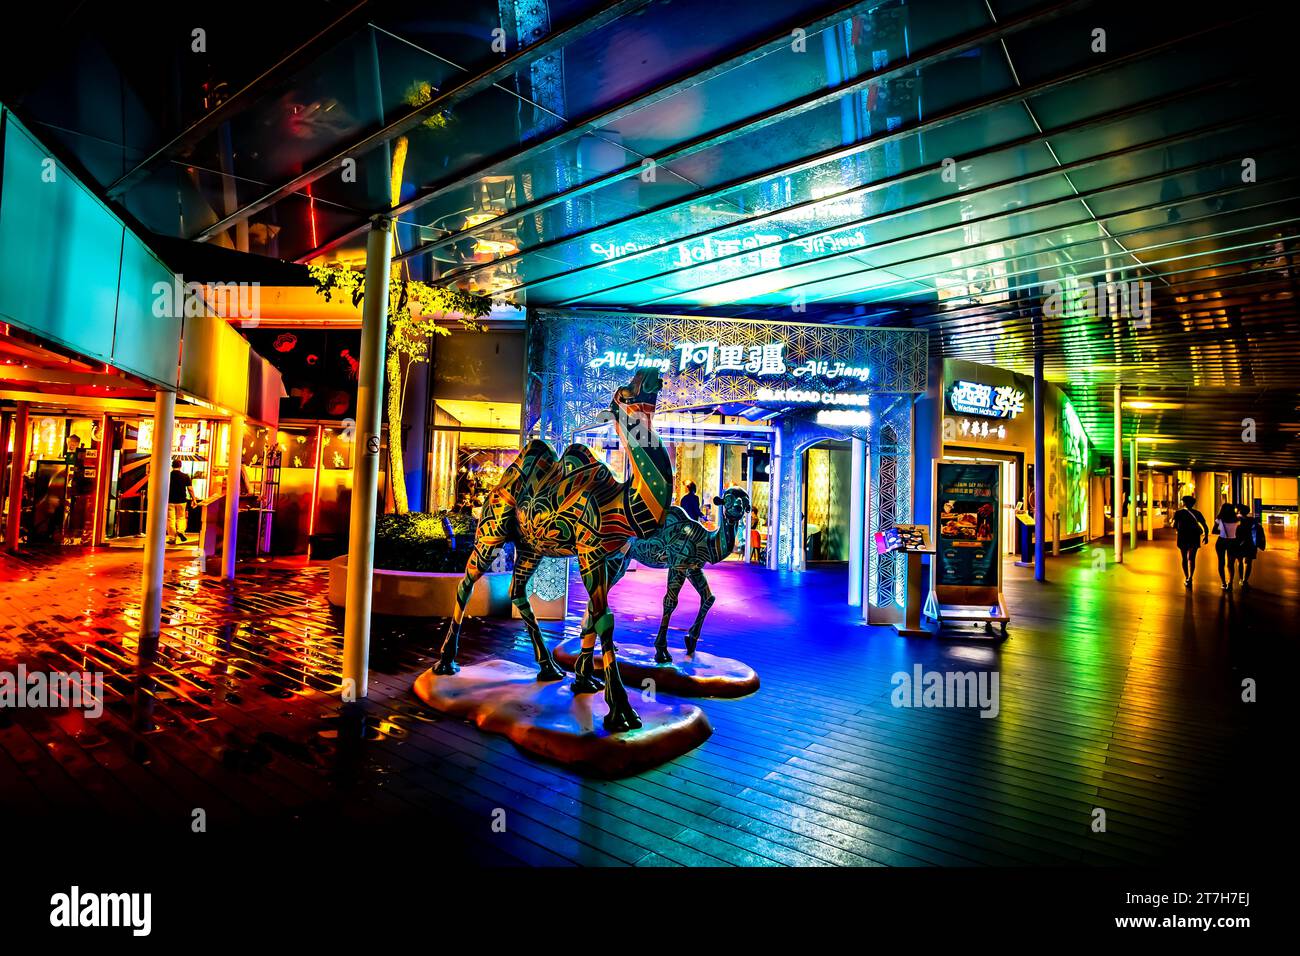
xmin=1123 ymin=400 xmax=1183 ymax=411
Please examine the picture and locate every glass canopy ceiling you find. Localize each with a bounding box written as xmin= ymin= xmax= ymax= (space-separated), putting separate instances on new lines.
xmin=3 ymin=0 xmax=1298 ymax=468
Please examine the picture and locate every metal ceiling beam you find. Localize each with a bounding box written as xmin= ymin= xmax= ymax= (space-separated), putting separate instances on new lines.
xmin=930 ymin=298 xmax=1300 ymax=357
xmin=577 ymin=118 xmax=1297 ymax=306
xmin=390 ymin=0 xmax=1094 ymax=269
xmin=105 ymin=0 xmax=376 ymax=198
xmin=788 ymin=232 xmax=1300 ymax=320
xmin=471 ymin=75 xmax=1254 ymax=297
xmin=192 ymin=0 xmax=654 ymax=242
xmin=845 ymin=251 xmax=1300 ymax=343
xmin=640 ymin=156 xmax=1299 ymax=310
xmin=273 ymin=0 xmax=915 ymax=259
xmin=700 ymin=197 xmax=1300 ymax=319
xmin=433 ymin=14 xmax=1261 ymax=296
xmin=792 ymin=210 xmax=1300 ymax=314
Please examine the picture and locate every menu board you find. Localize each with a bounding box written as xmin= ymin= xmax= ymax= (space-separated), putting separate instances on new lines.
xmin=874 ymin=523 xmax=932 ymax=554
xmin=935 ymin=462 xmax=1000 ymax=587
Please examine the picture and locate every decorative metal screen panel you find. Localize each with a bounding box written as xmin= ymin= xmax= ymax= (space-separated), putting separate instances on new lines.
xmin=528 ymin=309 xmax=929 ymax=441
xmin=869 ymin=395 xmax=914 ymax=608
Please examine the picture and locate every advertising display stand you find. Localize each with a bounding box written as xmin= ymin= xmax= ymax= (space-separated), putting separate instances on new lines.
xmin=875 ymin=524 xmax=934 ymax=637
xmin=923 ymin=460 xmax=1010 ymax=637
xmin=1014 ymin=512 xmax=1035 ymax=567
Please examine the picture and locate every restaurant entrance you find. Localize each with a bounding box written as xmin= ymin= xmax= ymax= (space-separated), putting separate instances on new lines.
xmin=802 ymin=439 xmax=852 ymax=563
xmin=0 ymin=410 xmax=102 ymax=546
xmin=576 ymin=411 xmax=774 ymax=564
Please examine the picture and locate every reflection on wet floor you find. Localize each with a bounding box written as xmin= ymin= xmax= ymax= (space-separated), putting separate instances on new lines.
xmin=0 ymin=536 xmax=1289 ymax=866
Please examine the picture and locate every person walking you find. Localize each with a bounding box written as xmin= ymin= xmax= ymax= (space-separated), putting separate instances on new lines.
xmin=679 ymin=481 xmax=702 ymax=522
xmin=1235 ymin=503 xmax=1265 ymax=588
xmin=1212 ymin=502 xmax=1242 ymax=590
xmin=1172 ymin=495 xmax=1209 ymax=587
xmin=166 ymin=458 xmax=195 ymax=544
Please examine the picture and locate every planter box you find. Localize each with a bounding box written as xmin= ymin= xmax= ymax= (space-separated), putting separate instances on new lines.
xmin=327 ymin=554 xmax=510 ymax=618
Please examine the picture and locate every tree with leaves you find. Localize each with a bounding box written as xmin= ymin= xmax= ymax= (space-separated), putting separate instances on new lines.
xmin=309 ymin=263 xmax=491 ymax=514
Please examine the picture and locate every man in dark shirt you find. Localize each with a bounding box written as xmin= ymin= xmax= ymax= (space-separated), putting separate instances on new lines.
xmin=1172 ymin=495 xmax=1209 ymax=587
xmin=679 ymin=482 xmax=702 ymax=522
xmin=167 ymin=458 xmax=195 ymax=544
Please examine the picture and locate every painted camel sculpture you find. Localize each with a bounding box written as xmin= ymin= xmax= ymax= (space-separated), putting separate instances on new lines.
xmin=617 ymin=486 xmax=750 ymax=663
xmin=435 ymin=368 xmax=672 ymax=732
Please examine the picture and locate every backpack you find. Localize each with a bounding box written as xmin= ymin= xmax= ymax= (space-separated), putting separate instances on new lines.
xmin=1253 ymin=520 xmax=1267 ymax=551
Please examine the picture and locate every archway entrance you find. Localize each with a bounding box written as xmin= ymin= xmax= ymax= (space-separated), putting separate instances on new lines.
xmin=802 ymin=439 xmax=853 ymax=564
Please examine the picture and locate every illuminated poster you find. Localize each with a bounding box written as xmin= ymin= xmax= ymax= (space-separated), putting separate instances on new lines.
xmin=935 ymin=462 xmax=999 ymax=587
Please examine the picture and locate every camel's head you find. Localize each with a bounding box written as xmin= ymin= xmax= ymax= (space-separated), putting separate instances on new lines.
xmin=713 ymin=487 xmax=751 ymax=525
xmin=608 ymin=367 xmax=663 ymax=441
xmin=612 ymin=367 xmax=663 ymax=409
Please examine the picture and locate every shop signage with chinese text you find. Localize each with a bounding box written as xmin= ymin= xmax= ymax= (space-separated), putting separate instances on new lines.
xmin=947 ymin=380 xmax=1025 ymax=419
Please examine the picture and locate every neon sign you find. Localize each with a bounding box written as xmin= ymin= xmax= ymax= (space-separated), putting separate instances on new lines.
xmin=675 ymin=341 xmax=787 ymax=376
xmin=816 ymin=409 xmax=873 ymax=427
xmin=586 ymin=350 xmax=671 ymax=374
xmin=588 ymin=341 xmax=790 ymax=377
xmin=756 ymin=388 xmax=871 ymax=406
xmin=956 ymin=418 xmax=1007 ymax=440
xmin=948 ymin=380 xmax=1025 ymax=419
xmin=589 ymin=233 xmax=785 ymax=270
xmin=587 ymin=341 xmax=874 ymax=388
xmin=792 ymin=359 xmax=871 ymax=382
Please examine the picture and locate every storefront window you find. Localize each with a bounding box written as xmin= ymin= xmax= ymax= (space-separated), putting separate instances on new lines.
xmin=320 ymin=427 xmax=354 ymax=472
xmin=30 ymin=416 xmax=66 ymax=459
xmin=431 ymin=400 xmax=521 ymax=514
xmin=1059 ymin=397 xmax=1090 ymax=536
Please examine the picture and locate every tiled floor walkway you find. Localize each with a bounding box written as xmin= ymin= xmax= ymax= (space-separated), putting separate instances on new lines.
xmin=0 ymin=531 xmax=1290 ymax=866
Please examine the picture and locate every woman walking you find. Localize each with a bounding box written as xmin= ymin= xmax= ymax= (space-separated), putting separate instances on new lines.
xmin=1212 ymin=503 xmax=1242 ymax=590
xmin=1172 ymin=495 xmax=1209 ymax=587
xmin=1235 ymin=503 xmax=1264 ymax=588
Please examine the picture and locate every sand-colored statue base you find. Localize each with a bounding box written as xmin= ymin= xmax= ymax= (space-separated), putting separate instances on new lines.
xmin=412 ymin=659 xmax=711 ymax=777
xmin=553 ymin=636 xmax=759 ymax=699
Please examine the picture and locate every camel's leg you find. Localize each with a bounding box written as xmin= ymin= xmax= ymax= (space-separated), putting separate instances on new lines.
xmin=683 ymin=567 xmax=715 ymax=657
xmin=572 ymin=549 xmax=631 ymax=693
xmin=580 ymin=553 xmax=641 ymax=732
xmin=654 ymin=568 xmax=687 ymax=664
xmin=435 ymin=543 xmax=496 ymax=674
xmin=571 ymin=604 xmax=604 ymax=694
xmin=511 ymin=549 xmax=563 ymax=681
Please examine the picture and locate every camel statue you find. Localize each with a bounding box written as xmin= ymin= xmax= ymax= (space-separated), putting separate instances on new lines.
xmin=626 ymin=487 xmax=751 ymax=663
xmin=434 ymin=368 xmax=672 ymax=732
xmin=573 ymin=486 xmax=750 ymax=665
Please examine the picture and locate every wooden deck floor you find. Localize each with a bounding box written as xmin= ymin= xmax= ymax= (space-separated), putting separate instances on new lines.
xmin=0 ymin=531 xmax=1289 ymax=867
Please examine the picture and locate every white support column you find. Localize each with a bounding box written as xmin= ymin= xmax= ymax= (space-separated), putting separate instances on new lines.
xmin=743 ymin=442 xmax=754 ymax=563
xmin=767 ymin=427 xmax=783 ymax=570
xmin=1113 ymin=384 xmax=1123 ymax=564
xmin=342 ymin=219 xmax=393 ymax=701
xmin=848 ymin=437 xmax=866 ymax=605
xmin=1129 ymin=436 xmax=1138 ymax=552
xmin=140 ymin=389 xmax=176 ymax=642
xmin=222 ymin=413 xmax=244 ymax=579
xmin=790 ymin=449 xmax=805 ymax=572
xmin=861 ymin=441 xmax=874 ymax=623
xmin=1146 ymin=469 xmax=1155 ymax=541
xmin=1033 ymin=349 xmax=1046 ymax=582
